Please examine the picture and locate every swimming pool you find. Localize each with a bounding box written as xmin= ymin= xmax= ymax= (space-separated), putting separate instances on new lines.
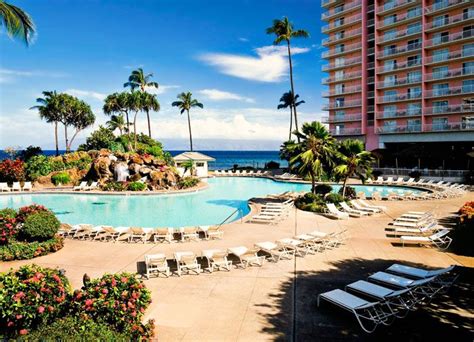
xmin=0 ymin=178 xmax=424 ymax=227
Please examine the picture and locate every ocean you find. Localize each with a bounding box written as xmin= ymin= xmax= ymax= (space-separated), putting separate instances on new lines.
xmin=0 ymin=150 xmax=287 ymax=170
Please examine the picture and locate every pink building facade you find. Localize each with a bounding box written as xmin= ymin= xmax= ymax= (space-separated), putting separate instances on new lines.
xmin=322 ymin=0 xmax=474 ymax=151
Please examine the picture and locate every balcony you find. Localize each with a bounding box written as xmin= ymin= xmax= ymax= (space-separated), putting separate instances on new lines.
xmin=425 ymin=67 xmax=474 ymax=81
xmin=426 ymin=11 xmax=474 ymax=32
xmin=322 ymin=57 xmax=362 ymax=71
xmin=424 ymin=104 xmax=474 ymax=115
xmin=321 ymin=0 xmax=362 ymax=21
xmin=377 ymin=77 xmax=422 ymax=89
xmin=425 ymin=85 xmax=474 ymax=98
xmin=322 ymin=71 xmax=362 ymax=84
xmin=424 ymin=122 xmax=474 ymax=132
xmin=377 ymin=124 xmax=422 ymax=134
xmin=377 ymin=0 xmax=421 ymax=16
xmin=322 ymin=113 xmax=362 ymax=123
xmin=378 ymin=8 xmax=422 ymax=30
xmin=330 ymin=127 xmax=362 ymax=136
xmin=378 ymin=25 xmax=422 ymax=44
xmin=322 ymin=28 xmax=362 ymax=46
xmin=425 ymin=28 xmax=474 ymax=48
xmin=377 ymin=109 xmax=422 ymax=119
xmin=323 ymin=85 xmax=362 ymax=97
xmin=377 ymin=42 xmax=422 ymax=59
xmin=425 ymin=48 xmax=474 ymax=64
xmin=323 ymin=99 xmax=362 ymax=110
xmin=425 ymin=0 xmax=472 ymax=15
xmin=322 ymin=14 xmax=362 ymax=33
xmin=322 ymin=0 xmax=344 ymax=8
xmin=378 ymin=92 xmax=422 ymax=103
xmin=377 ymin=59 xmax=422 ymax=74
xmin=322 ymin=42 xmax=362 ymax=58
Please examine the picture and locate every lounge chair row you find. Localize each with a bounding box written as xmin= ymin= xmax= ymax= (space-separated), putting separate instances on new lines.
xmin=73 ymin=181 xmax=99 ymax=191
xmin=213 ymin=170 xmax=271 ymax=177
xmin=59 ymin=224 xmax=224 ymax=243
xmin=318 ymin=264 xmax=457 ymax=333
xmin=274 ymin=173 xmax=301 ymax=180
xmin=247 ymin=199 xmax=294 ymax=224
xmin=0 ymin=181 xmax=32 ymax=192
xmin=144 ymin=229 xmax=348 ymax=278
xmin=325 ymin=200 xmax=387 ymax=219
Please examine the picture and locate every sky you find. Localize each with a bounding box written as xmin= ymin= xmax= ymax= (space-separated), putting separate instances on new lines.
xmin=0 ymin=0 xmax=326 ymax=150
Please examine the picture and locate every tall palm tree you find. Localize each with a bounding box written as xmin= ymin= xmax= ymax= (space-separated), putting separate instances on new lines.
xmin=124 ymin=68 xmax=159 ymax=138
xmin=171 ymin=92 xmax=203 ymax=152
xmin=277 ymin=91 xmax=305 ymax=140
xmin=335 ymin=139 xmax=374 ymax=198
xmin=267 ymin=17 xmax=309 ymax=140
xmin=128 ymin=91 xmax=143 ymax=150
xmin=30 ymin=91 xmax=61 ymax=156
xmin=106 ymin=114 xmax=126 ymax=135
xmin=103 ymin=92 xmax=132 ymax=136
xmin=283 ymin=122 xmax=336 ymax=193
xmin=0 ymin=1 xmax=35 ymax=45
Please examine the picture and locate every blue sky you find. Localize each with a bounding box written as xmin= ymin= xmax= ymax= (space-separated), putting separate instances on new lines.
xmin=0 ymin=0 xmax=326 ymax=150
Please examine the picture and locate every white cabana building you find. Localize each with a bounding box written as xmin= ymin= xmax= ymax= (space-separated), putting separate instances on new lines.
xmin=173 ymin=152 xmax=215 ymax=178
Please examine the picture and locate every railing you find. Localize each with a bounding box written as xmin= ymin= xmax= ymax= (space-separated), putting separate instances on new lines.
xmin=425 ymin=28 xmax=474 ymax=48
xmin=377 ymin=77 xmax=422 ymax=88
xmin=377 ymin=42 xmax=422 ymax=59
xmin=378 ymin=92 xmax=422 ymax=103
xmin=377 ymin=125 xmax=422 ymax=134
xmin=426 ymin=11 xmax=474 ymax=30
xmin=323 ymin=85 xmax=362 ymax=97
xmin=322 ymin=14 xmax=362 ymax=33
xmin=322 ymin=0 xmax=343 ymax=7
xmin=424 ymin=122 xmax=474 ymax=132
xmin=378 ymin=8 xmax=422 ymax=29
xmin=425 ymin=85 xmax=474 ymax=98
xmin=425 ymin=67 xmax=474 ymax=81
xmin=322 ymin=71 xmax=362 ymax=84
xmin=323 ymin=99 xmax=362 ymax=110
xmin=377 ymin=109 xmax=422 ymax=119
xmin=425 ymin=48 xmax=474 ymax=64
xmin=330 ymin=127 xmax=362 ymax=136
xmin=424 ymin=104 xmax=474 ymax=115
xmin=322 ymin=113 xmax=362 ymax=123
xmin=217 ymin=207 xmax=244 ymax=227
xmin=322 ymin=42 xmax=362 ymax=58
xmin=377 ymin=59 xmax=422 ymax=73
xmin=377 ymin=0 xmax=420 ymax=14
xmin=321 ymin=0 xmax=362 ymax=21
xmin=322 ymin=28 xmax=362 ymax=45
xmin=373 ymin=167 xmax=469 ymax=179
xmin=322 ymin=57 xmax=362 ymax=71
xmin=379 ymin=25 xmax=422 ymax=43
xmin=425 ymin=0 xmax=471 ymax=14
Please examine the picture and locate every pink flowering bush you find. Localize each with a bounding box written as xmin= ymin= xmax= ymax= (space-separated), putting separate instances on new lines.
xmin=0 ymin=217 xmax=17 ymax=245
xmin=16 ymin=204 xmax=50 ymax=223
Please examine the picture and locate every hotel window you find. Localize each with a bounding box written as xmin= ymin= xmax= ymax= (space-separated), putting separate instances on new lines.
xmin=407 ymin=103 xmax=421 ymax=115
xmin=432 ymin=66 xmax=449 ymax=80
xmin=408 ymin=39 xmax=421 ymax=50
xmin=335 ymin=70 xmax=344 ymax=81
xmin=384 ymin=90 xmax=397 ymax=102
xmin=334 ymin=5 xmax=344 ymax=14
xmin=407 ymin=22 xmax=421 ymax=35
xmin=407 ymin=71 xmax=421 ymax=83
xmin=335 ymin=30 xmax=345 ymax=40
xmin=407 ymin=7 xmax=421 ymax=19
xmin=433 ymin=48 xmax=449 ymax=62
xmin=384 ymin=59 xmax=397 ymax=71
xmin=383 ymin=105 xmax=397 ymax=117
xmin=463 ymin=26 xmax=474 ymax=38
xmin=384 ymin=45 xmax=397 ymax=56
xmin=384 ymin=29 xmax=397 ymax=41
xmin=334 ymin=17 xmax=344 ymax=28
xmin=335 ymin=124 xmax=344 ymax=135
xmin=464 ymin=8 xmax=474 ymax=20
xmin=335 ymin=98 xmax=345 ymax=108
xmin=384 ymin=74 xmax=396 ymax=87
xmin=407 ymin=55 xmax=420 ymax=66
xmin=335 ymin=110 xmax=345 ymax=119
xmin=432 ymin=117 xmax=448 ymax=131
xmin=407 ymin=119 xmax=421 ymax=132
xmin=384 ymin=14 xmax=396 ymax=26
xmin=433 ymin=83 xmax=449 ymax=96
xmin=408 ymin=87 xmax=421 ymax=99
xmin=433 ymin=0 xmax=446 ymax=11
xmin=383 ymin=120 xmax=397 ymax=132
xmin=433 ymin=15 xmax=449 ymax=28
xmin=463 ymin=43 xmax=474 ymax=57
xmin=433 ymin=32 xmax=449 ymax=45
xmin=462 ymin=80 xmax=474 ymax=93
xmin=462 ymin=115 xmax=474 ymax=129
xmin=335 ymin=84 xmax=345 ymax=94
xmin=463 ymin=62 xmax=474 ymax=75
xmin=433 ymin=101 xmax=449 ymax=114
xmin=335 ymin=44 xmax=345 ymax=53
xmin=383 ymin=0 xmax=395 ymax=11
xmin=335 ymin=57 xmax=345 ymax=67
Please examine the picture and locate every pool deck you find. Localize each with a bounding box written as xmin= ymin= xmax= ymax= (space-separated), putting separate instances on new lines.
xmin=1 ymin=192 xmax=473 ymax=340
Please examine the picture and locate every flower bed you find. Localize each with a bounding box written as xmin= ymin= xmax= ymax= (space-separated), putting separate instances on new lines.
xmin=451 ymin=201 xmax=474 ymax=256
xmin=0 ymin=236 xmax=64 ymax=261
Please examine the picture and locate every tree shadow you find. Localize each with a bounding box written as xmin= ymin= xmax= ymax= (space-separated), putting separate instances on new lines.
xmin=257 ymin=258 xmax=474 ymax=341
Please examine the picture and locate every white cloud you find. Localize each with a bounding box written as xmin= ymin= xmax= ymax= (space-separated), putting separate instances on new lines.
xmin=197 ymin=88 xmax=255 ymax=103
xmin=199 ymin=45 xmax=310 ymax=82
xmin=0 ymin=68 xmax=68 ymax=83
xmin=238 ymin=37 xmax=249 ymax=42
xmin=145 ymin=84 xmax=180 ymax=95
xmin=64 ymin=89 xmax=107 ymax=101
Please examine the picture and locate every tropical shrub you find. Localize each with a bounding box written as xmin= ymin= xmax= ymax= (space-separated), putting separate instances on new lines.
xmin=25 ymin=155 xmax=52 ymax=180
xmin=17 ymin=146 xmax=42 ymax=162
xmin=265 ymin=161 xmax=280 ymax=169
xmin=0 ymin=217 xmax=17 ymax=245
xmin=21 ymin=211 xmax=60 ymax=242
xmin=16 ymin=204 xmax=50 ymax=223
xmin=315 ymin=184 xmax=333 ymax=196
xmin=451 ymin=202 xmax=474 ymax=256
xmin=0 ymin=237 xmax=64 ymax=261
xmin=372 ymin=170 xmax=383 ymax=179
xmin=127 ymin=181 xmax=147 ymax=191
xmin=178 ymin=176 xmax=199 ymax=189
xmin=70 ymin=272 xmax=155 ymax=339
xmin=51 ymin=172 xmax=71 ymax=185
xmin=0 ymin=208 xmax=17 ymax=219
xmin=77 ymin=126 xmax=116 ymax=151
xmin=325 ymin=193 xmax=345 ymax=204
xmin=338 ymin=185 xmax=356 ymax=199
xmin=102 ymin=181 xmax=127 ymax=192
xmin=0 ymin=159 xmax=25 ymax=183
xmin=295 ymin=193 xmax=326 ymax=213
xmin=0 ymin=265 xmax=71 ymax=336
xmin=408 ymin=170 xmax=422 ymax=180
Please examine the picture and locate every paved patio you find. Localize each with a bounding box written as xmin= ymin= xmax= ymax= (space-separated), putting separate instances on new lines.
xmin=1 ymin=193 xmax=473 ymax=340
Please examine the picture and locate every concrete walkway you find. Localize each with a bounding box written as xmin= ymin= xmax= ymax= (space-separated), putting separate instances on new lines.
xmin=1 ymin=193 xmax=473 ymax=340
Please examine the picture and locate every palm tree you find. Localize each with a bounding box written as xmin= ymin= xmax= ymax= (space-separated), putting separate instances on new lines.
xmin=334 ymin=139 xmax=374 ymax=198
xmin=266 ymin=17 xmax=309 ymax=140
xmin=128 ymin=91 xmax=143 ymax=150
xmin=103 ymin=92 xmax=133 ymax=135
xmin=141 ymin=92 xmax=160 ymax=138
xmin=172 ymin=92 xmax=203 ymax=152
xmin=277 ymin=91 xmax=305 ymax=140
xmin=124 ymin=68 xmax=159 ymax=138
xmin=283 ymin=122 xmax=336 ymax=194
xmin=106 ymin=114 xmax=126 ymax=135
xmin=30 ymin=91 xmax=61 ymax=156
xmin=0 ymin=1 xmax=35 ymax=45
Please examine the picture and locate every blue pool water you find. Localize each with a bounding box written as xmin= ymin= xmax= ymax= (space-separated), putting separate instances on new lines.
xmin=0 ymin=178 xmax=424 ymax=227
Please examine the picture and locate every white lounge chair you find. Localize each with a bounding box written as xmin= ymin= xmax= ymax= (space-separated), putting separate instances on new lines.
xmin=73 ymin=181 xmax=87 ymax=191
xmin=294 ymin=234 xmax=324 ymax=253
xmin=11 ymin=182 xmax=21 ymax=191
xmin=181 ymin=226 xmax=199 ymax=242
xmin=325 ymin=203 xmax=350 ymax=219
xmin=368 ymin=271 xmax=438 ymax=293
xmin=386 ymin=264 xmax=455 ymax=280
xmin=350 ymin=200 xmax=380 ymax=213
xmin=22 ymin=182 xmax=32 ymax=191
xmin=254 ymin=241 xmax=293 ymax=262
xmin=174 ymin=251 xmax=202 ymax=276
xmin=152 ymin=227 xmax=173 ymax=243
xmin=202 ymin=249 xmax=232 ymax=272
xmin=374 ymin=176 xmax=384 ymax=184
xmin=97 ymin=226 xmax=128 ymax=242
xmin=128 ymin=227 xmax=149 ymax=243
xmin=385 ymin=177 xmax=394 ymax=184
xmin=85 ymin=181 xmax=99 ymax=191
xmin=340 ymin=202 xmax=371 ymax=217
xmin=71 ymin=224 xmax=94 ymax=239
xmin=0 ymin=182 xmax=10 ymax=192
xmin=145 ymin=254 xmax=170 ymax=278
xmin=400 ymin=229 xmax=452 ymax=249
xmin=200 ymin=225 xmax=224 ymax=240
xmin=227 ymin=246 xmax=264 ymax=268
xmin=277 ymin=238 xmax=311 ymax=256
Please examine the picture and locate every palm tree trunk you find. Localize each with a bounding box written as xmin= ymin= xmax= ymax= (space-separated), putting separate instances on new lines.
xmin=342 ymin=176 xmax=348 ymax=198
xmin=310 ymin=171 xmax=316 ymax=194
xmin=68 ymin=129 xmax=81 ymax=151
xmin=64 ymin=124 xmax=69 ymax=153
xmin=187 ymin=109 xmax=193 ymax=151
xmin=288 ymin=105 xmax=293 ymax=141
xmin=287 ymin=41 xmax=300 ymax=142
xmin=54 ymin=122 xmax=59 ymax=156
xmin=146 ymin=110 xmax=152 ymax=138
xmin=133 ymin=112 xmax=138 ymax=151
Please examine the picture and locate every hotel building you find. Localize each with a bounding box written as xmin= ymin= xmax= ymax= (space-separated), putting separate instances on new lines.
xmin=321 ymin=0 xmax=474 ymax=160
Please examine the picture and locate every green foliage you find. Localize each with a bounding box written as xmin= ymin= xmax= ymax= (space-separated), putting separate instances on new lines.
xmin=178 ymin=176 xmax=199 ymax=189
xmin=0 ymin=237 xmax=64 ymax=261
xmin=25 ymin=155 xmax=51 ymax=180
xmin=77 ymin=126 xmax=116 ymax=151
xmin=338 ymin=185 xmax=356 ymax=199
xmin=0 ymin=208 xmax=17 ymax=219
xmin=0 ymin=216 xmax=17 ymax=245
xmin=51 ymin=172 xmax=71 ymax=185
xmin=18 ymin=146 xmax=42 ymax=161
xmin=17 ymin=204 xmax=50 ymax=223
xmin=109 ymin=141 xmax=126 ymax=153
xmin=25 ymin=316 xmax=129 ymax=341
xmin=127 ymin=181 xmax=147 ymax=191
xmin=315 ymin=184 xmax=333 ymax=195
xmin=102 ymin=182 xmax=127 ymax=192
xmin=21 ymin=211 xmax=60 ymax=242
xmin=325 ymin=193 xmax=344 ymax=204
xmin=0 ymin=265 xmax=71 ymax=336
xmin=295 ymin=192 xmax=325 ymax=213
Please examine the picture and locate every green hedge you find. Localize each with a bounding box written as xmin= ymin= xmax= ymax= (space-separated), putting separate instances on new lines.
xmin=51 ymin=172 xmax=71 ymax=185
xmin=178 ymin=176 xmax=199 ymax=189
xmin=0 ymin=236 xmax=64 ymax=261
xmin=21 ymin=211 xmax=60 ymax=242
xmin=127 ymin=181 xmax=147 ymax=191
